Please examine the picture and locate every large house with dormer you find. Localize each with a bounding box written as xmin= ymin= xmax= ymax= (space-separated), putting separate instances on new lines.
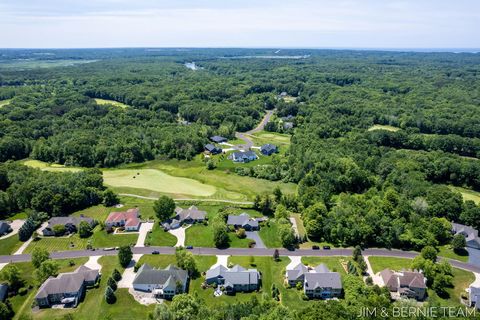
xmin=133 ymin=264 xmax=188 ymax=299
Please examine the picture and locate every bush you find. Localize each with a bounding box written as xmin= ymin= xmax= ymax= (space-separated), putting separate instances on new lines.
xmin=105 ymin=286 xmax=116 ymax=304
xmin=53 ymin=224 xmax=66 ymax=236
xmin=236 ymin=228 xmax=246 ymax=239
xmin=112 ymin=269 xmax=122 ymax=281
xmin=295 ymin=281 xmax=303 ymax=290
xmin=134 ymin=263 xmax=141 ymax=273
xmin=107 ymin=277 xmax=117 ymax=291
xmin=118 ymin=246 xmax=133 ymax=268
xmin=248 ymin=240 xmax=256 ymax=248
xmin=68 ymin=260 xmax=75 ymax=267
xmin=365 ymin=277 xmax=373 ymax=286
xmin=18 ymin=287 xmax=28 ymax=296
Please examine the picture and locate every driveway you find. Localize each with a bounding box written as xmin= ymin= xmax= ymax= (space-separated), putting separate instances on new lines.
xmin=234 ymin=109 xmax=275 ymax=149
xmin=84 ymin=256 xmax=102 ymax=271
xmin=0 ymin=220 xmax=25 ymax=240
xmin=289 ymin=217 xmax=299 ymax=237
xmin=211 ymin=255 xmax=230 ymax=268
xmin=468 ymin=248 xmax=480 ymax=267
xmin=364 ymin=256 xmax=384 ymax=286
xmin=168 ymin=226 xmax=187 ymax=247
xmin=245 ymin=231 xmax=266 ymax=249
xmin=118 ymin=254 xmax=143 ymax=288
xmin=135 ymin=222 xmax=154 ymax=247
xmin=286 ymin=256 xmax=302 ymax=270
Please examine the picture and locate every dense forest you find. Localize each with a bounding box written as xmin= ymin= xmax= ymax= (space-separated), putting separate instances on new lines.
xmin=1 ymin=48 xmax=480 ymax=252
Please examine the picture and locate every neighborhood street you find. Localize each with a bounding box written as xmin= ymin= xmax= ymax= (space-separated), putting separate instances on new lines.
xmin=2 ymin=246 xmax=480 ymax=274
xmin=235 ymin=109 xmax=275 ymax=149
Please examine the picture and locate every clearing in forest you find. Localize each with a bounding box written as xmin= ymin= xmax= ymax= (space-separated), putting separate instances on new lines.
xmin=448 ymin=186 xmax=480 ymax=204
xmin=0 ymin=99 xmax=11 ymax=108
xmin=94 ymin=98 xmax=129 ymax=108
xmin=367 ymin=124 xmax=400 ymax=132
xmin=103 ymin=169 xmax=217 ymax=197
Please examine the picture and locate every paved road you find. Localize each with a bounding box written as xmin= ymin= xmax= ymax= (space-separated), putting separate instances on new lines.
xmin=119 ymin=194 xmax=254 ymax=205
xmin=235 ymin=109 xmax=275 ymax=149
xmin=2 ymin=247 xmax=480 ymax=273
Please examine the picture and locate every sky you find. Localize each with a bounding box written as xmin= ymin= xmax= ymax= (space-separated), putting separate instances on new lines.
xmin=0 ymin=0 xmax=479 ymax=49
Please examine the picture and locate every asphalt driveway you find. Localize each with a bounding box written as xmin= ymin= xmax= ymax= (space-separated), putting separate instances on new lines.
xmin=245 ymin=231 xmax=266 ymax=249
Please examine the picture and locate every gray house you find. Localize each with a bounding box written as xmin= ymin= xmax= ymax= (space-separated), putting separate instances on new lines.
xmin=260 ymin=144 xmax=277 ymax=156
xmin=205 ymin=264 xmax=260 ymax=293
xmin=42 ymin=216 xmax=95 ymax=236
xmin=132 ymin=264 xmax=188 ymax=299
xmin=304 ymin=270 xmax=342 ymax=299
xmin=35 ymin=265 xmax=99 ymax=308
xmin=163 ymin=206 xmax=207 ymax=230
xmin=0 ymin=284 xmax=8 ymax=302
xmin=0 ymin=221 xmax=12 ymax=236
xmin=286 ymin=263 xmax=308 ymax=286
xmin=210 ymin=136 xmax=228 ymax=143
xmin=205 ymin=144 xmax=222 ymax=155
xmin=470 ymin=286 xmax=480 ymax=310
xmin=380 ymin=269 xmax=426 ymax=301
xmin=452 ymin=223 xmax=480 ymax=249
xmin=227 ymin=213 xmax=261 ymax=231
xmin=228 ymin=151 xmax=257 ymax=163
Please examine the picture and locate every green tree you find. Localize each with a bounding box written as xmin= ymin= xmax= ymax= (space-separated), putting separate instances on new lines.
xmin=212 ymin=219 xmax=229 ymax=248
xmin=107 ymin=276 xmax=117 ymax=291
xmin=452 ymin=234 xmax=466 ymax=252
xmin=31 ymin=247 xmax=50 ymax=268
xmin=118 ymin=246 xmax=133 ymax=268
xmin=105 ymin=286 xmax=116 ymax=304
xmin=0 ymin=301 xmax=14 ymax=320
xmin=112 ymin=268 xmax=122 ymax=282
xmin=53 ymin=224 xmax=66 ymax=236
xmin=1 ymin=264 xmax=22 ymax=290
xmin=103 ymin=189 xmax=120 ymax=207
xmin=35 ymin=260 xmax=59 ymax=284
xmin=273 ymin=249 xmax=280 ymax=261
xmin=278 ymin=224 xmax=296 ymax=248
xmin=420 ymin=246 xmax=438 ymax=262
xmin=169 ymin=294 xmax=207 ymax=320
xmin=153 ymin=196 xmax=176 ymax=222
xmin=175 ymin=248 xmax=197 ymax=276
xmin=78 ymin=221 xmax=93 ymax=238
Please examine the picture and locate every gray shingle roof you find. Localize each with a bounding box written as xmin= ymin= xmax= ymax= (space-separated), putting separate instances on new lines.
xmin=46 ymin=216 xmax=94 ymax=229
xmin=286 ymin=263 xmax=308 ymax=281
xmin=206 ymin=264 xmax=259 ymax=286
xmin=260 ymin=144 xmax=277 ymax=153
xmin=304 ymin=272 xmax=342 ymax=290
xmin=175 ymin=206 xmax=207 ymax=222
xmin=227 ymin=213 xmax=259 ymax=228
xmin=35 ymin=266 xmax=99 ymax=299
xmin=133 ymin=264 xmax=188 ymax=287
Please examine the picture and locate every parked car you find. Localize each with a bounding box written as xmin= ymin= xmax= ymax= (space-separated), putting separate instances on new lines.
xmin=323 ymin=246 xmax=331 ymax=250
xmin=186 ymin=246 xmax=193 ymax=249
xmin=103 ymin=247 xmax=115 ymax=251
xmin=312 ymin=245 xmax=320 ymax=250
xmin=152 ymin=250 xmax=160 ymax=254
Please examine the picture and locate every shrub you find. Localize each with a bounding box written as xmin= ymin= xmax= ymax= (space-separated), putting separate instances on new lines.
xmin=53 ymin=224 xmax=66 ymax=236
xmin=107 ymin=277 xmax=117 ymax=291
xmin=105 ymin=286 xmax=116 ymax=304
xmin=112 ymin=269 xmax=122 ymax=281
xmin=295 ymin=281 xmax=303 ymax=290
xmin=236 ymin=228 xmax=246 ymax=239
xmin=18 ymin=287 xmax=28 ymax=296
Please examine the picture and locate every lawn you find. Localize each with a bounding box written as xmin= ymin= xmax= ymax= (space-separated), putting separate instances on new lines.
xmin=448 ymin=185 xmax=480 ymax=204
xmin=0 ymin=258 xmax=88 ymax=319
xmin=368 ymin=256 xmax=413 ymax=274
xmin=30 ymin=256 xmax=154 ymax=320
xmin=0 ymin=235 xmax=23 ymax=255
xmin=25 ymin=226 xmax=138 ymax=252
xmin=301 ymin=256 xmax=348 ymax=275
xmin=94 ymin=98 xmax=129 ymax=109
xmin=251 ymin=131 xmax=291 ymax=147
xmin=22 ymin=159 xmax=83 ymax=173
xmin=291 ymin=213 xmax=306 ymax=238
xmin=103 ymin=168 xmax=217 ymax=197
xmin=367 ymin=124 xmax=401 ymax=132
xmin=438 ymin=245 xmax=469 ymax=263
xmin=258 ymin=220 xmax=282 ymax=248
xmin=146 ymin=222 xmax=177 ymax=246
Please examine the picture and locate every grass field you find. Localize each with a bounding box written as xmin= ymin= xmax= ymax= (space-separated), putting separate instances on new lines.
xmin=251 ymin=131 xmax=291 ymax=147
xmin=258 ymin=220 xmax=282 ymax=248
xmin=146 ymin=222 xmax=177 ymax=246
xmin=22 ymin=159 xmax=82 ymax=172
xmin=301 ymin=256 xmax=348 ymax=275
xmin=94 ymin=98 xmax=129 ymax=108
xmin=438 ymin=245 xmax=469 ymax=263
xmin=103 ymin=169 xmax=217 ymax=197
xmin=368 ymin=256 xmax=413 ymax=274
xmin=448 ymin=185 xmax=480 ymax=204
xmin=0 ymin=99 xmax=11 ymax=108
xmin=0 ymin=235 xmax=23 ymax=255
xmin=367 ymin=124 xmax=401 ymax=132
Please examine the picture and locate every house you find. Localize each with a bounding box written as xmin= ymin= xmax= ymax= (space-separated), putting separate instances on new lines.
xmin=469 ymin=286 xmax=480 ymax=310
xmin=35 ymin=265 xmax=99 ymax=308
xmin=260 ymin=144 xmax=277 ymax=156
xmin=304 ymin=269 xmax=343 ymax=299
xmin=227 ymin=213 xmax=262 ymax=231
xmin=380 ymin=269 xmax=426 ymax=300
xmin=0 ymin=284 xmax=8 ymax=302
xmin=0 ymin=221 xmax=11 ymax=236
xmin=205 ymin=264 xmax=260 ymax=293
xmin=228 ymin=151 xmax=258 ymax=163
xmin=278 ymin=92 xmax=288 ymax=99
xmin=210 ymin=136 xmax=228 ymax=144
xmin=105 ymin=208 xmax=141 ymax=231
xmin=283 ymin=122 xmax=294 ymax=130
xmin=285 ymin=263 xmax=308 ymax=286
xmin=452 ymin=223 xmax=480 ymax=249
xmin=42 ymin=216 xmax=95 ymax=237
xmin=205 ymin=144 xmax=222 ymax=155
xmin=285 ymin=263 xmax=342 ymax=299
xmin=163 ymin=206 xmax=207 ymax=230
xmin=132 ymin=264 xmax=188 ymax=299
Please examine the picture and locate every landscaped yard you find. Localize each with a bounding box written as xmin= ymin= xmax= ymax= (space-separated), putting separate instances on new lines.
xmin=438 ymin=245 xmax=469 ymax=263
xmin=0 ymin=235 xmax=23 ymax=255
xmin=368 ymin=256 xmax=413 ymax=274
xmin=0 ymin=258 xmax=88 ymax=319
xmin=146 ymin=222 xmax=177 ymax=246
xmin=258 ymin=220 xmax=282 ymax=248
xmin=301 ymin=256 xmax=348 ymax=275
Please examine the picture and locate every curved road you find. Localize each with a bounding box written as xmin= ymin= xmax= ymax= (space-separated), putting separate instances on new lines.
xmin=1 ymin=247 xmax=479 ymax=274
xmin=235 ymin=109 xmax=275 ymax=149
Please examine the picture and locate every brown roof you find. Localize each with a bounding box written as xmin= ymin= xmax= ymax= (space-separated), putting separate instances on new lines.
xmin=106 ymin=208 xmax=140 ymax=227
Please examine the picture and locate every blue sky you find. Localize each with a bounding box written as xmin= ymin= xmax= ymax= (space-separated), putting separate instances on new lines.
xmin=1 ymin=0 xmax=479 ymax=48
